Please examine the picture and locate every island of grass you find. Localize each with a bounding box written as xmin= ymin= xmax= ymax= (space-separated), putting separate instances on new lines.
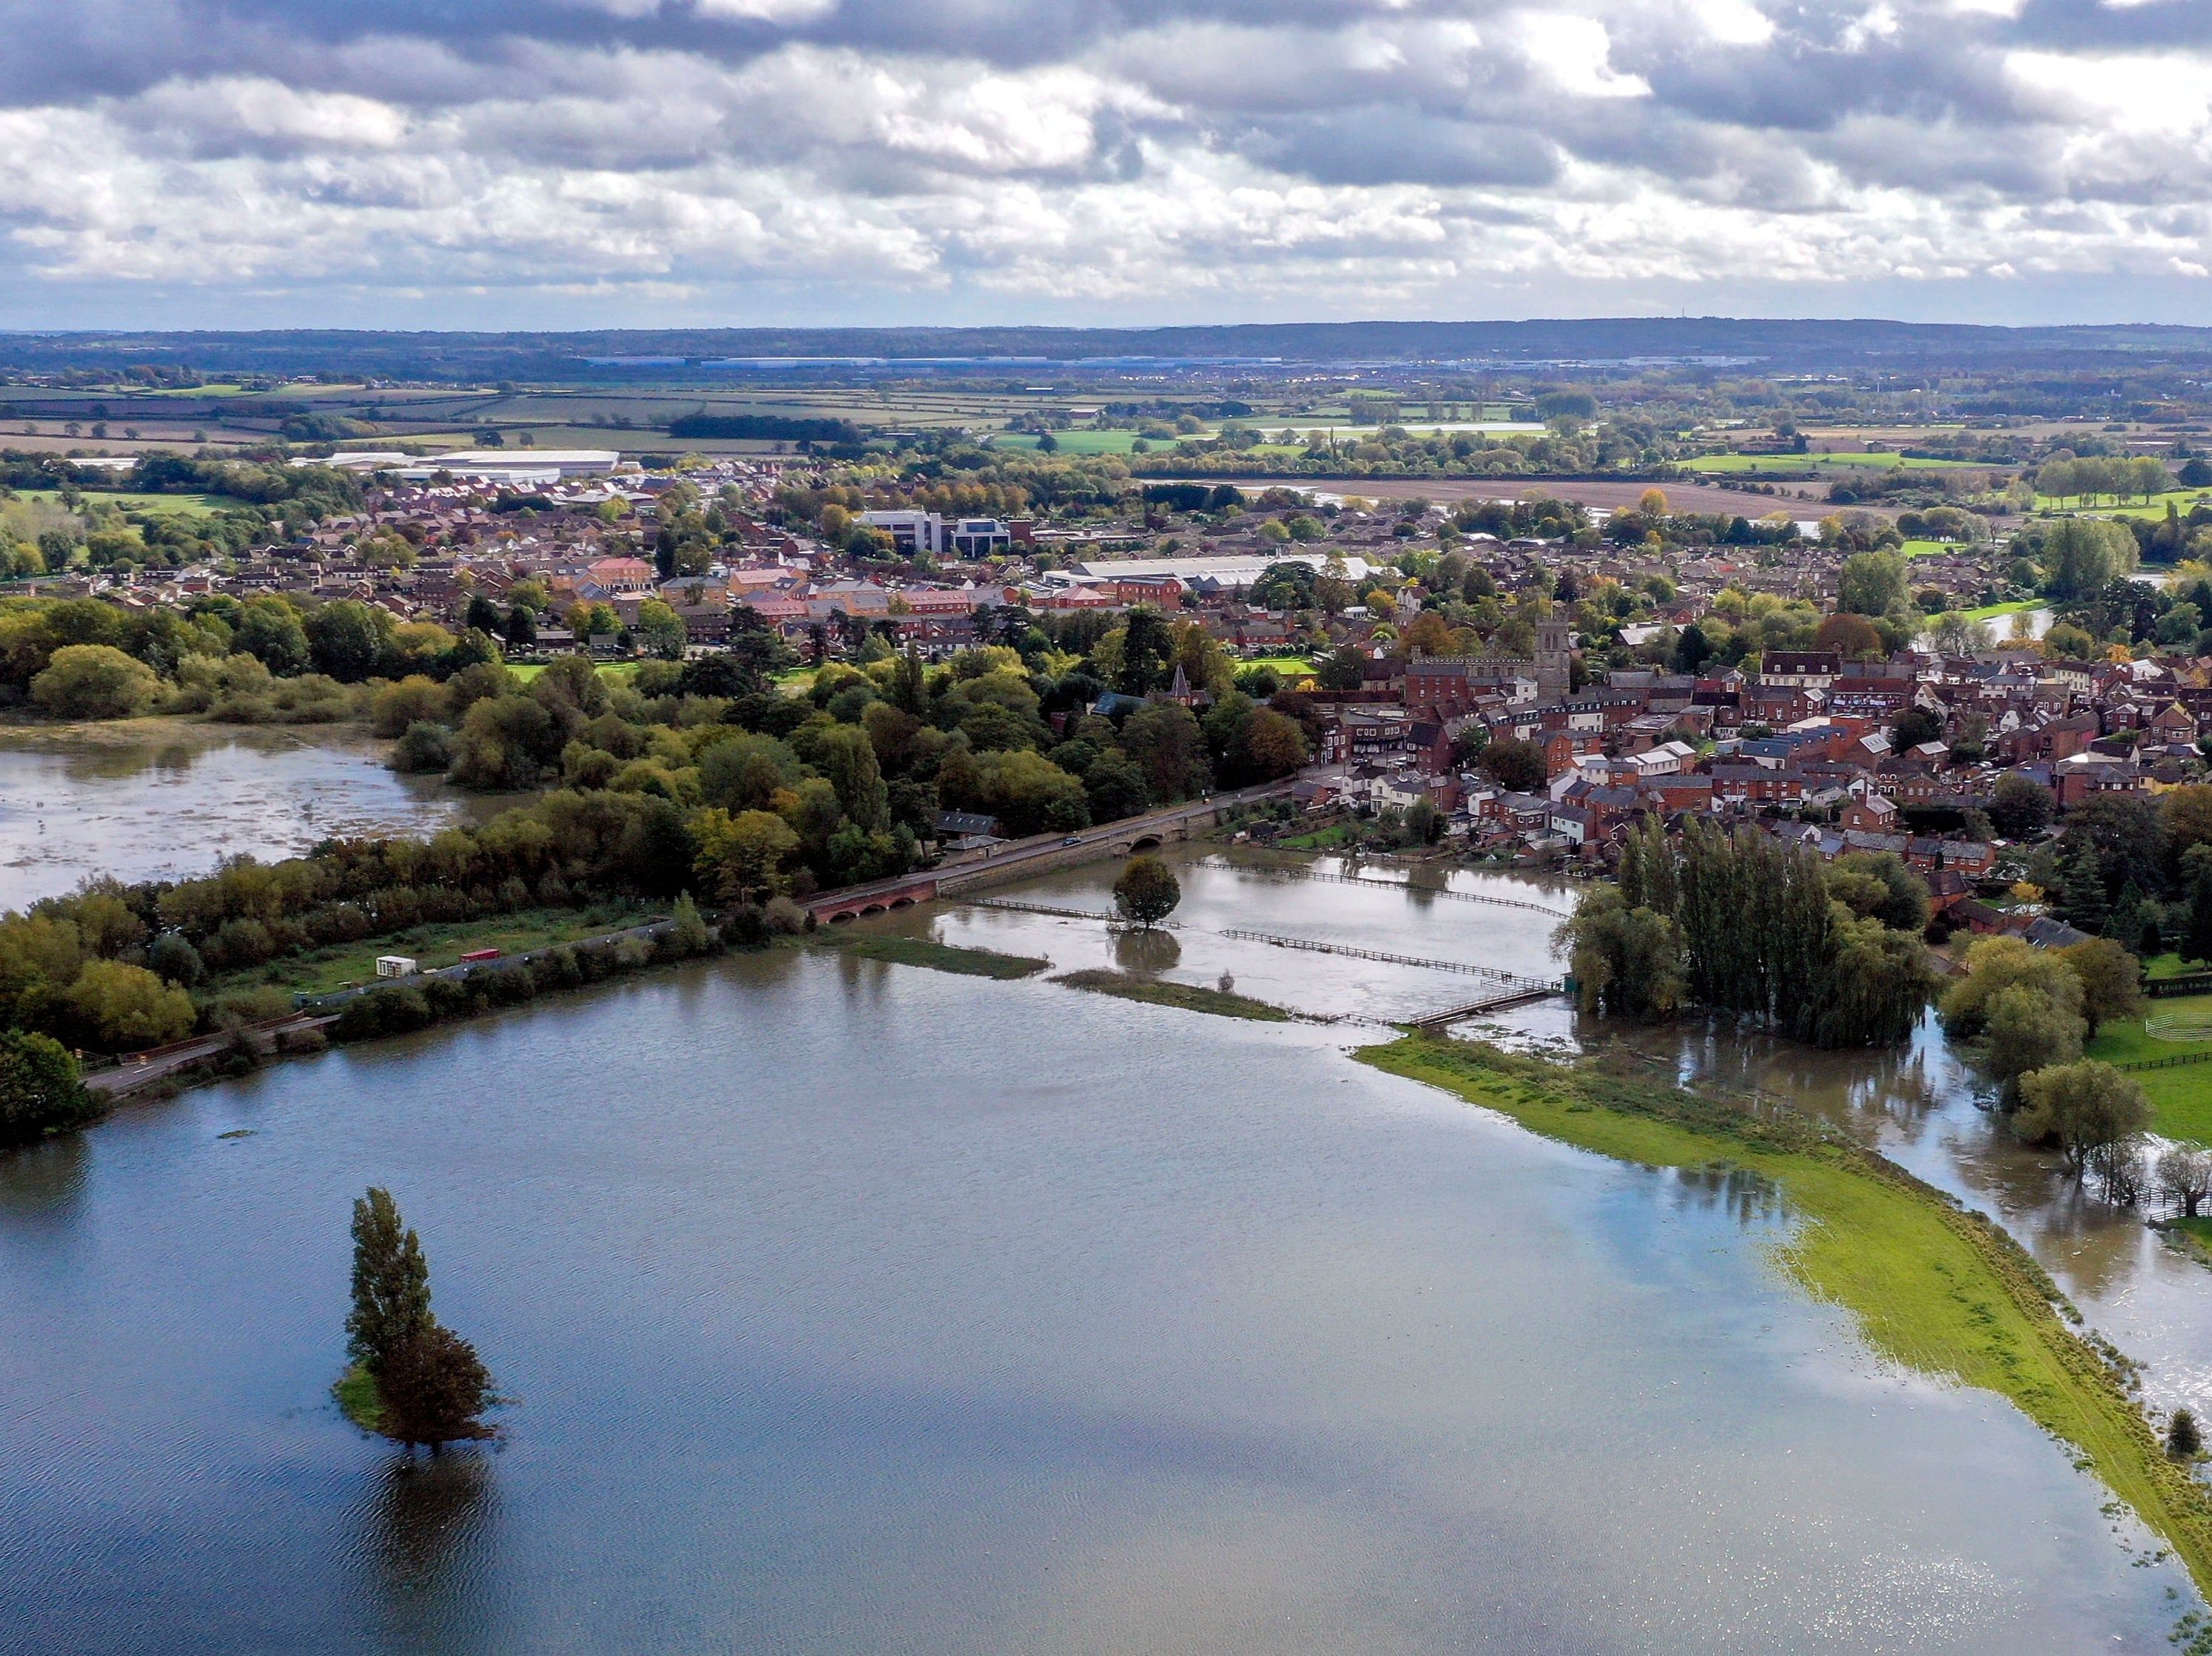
xmin=1359 ymin=1034 xmax=2212 ymax=1598
xmin=823 ymin=934 xmax=1048 ymax=980
xmin=1053 ymin=969 xmax=1291 ymax=1021
xmin=333 ymin=1363 xmax=384 ymax=1433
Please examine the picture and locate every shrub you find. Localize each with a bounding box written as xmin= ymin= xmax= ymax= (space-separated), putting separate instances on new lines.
xmin=332 ymin=985 xmax=432 ymax=1042
xmin=722 ymin=904 xmax=774 ymax=948
xmin=31 ymin=644 xmax=162 ymax=720
xmin=0 ymin=1030 xmax=97 ymax=1149
xmin=67 ymin=960 xmax=196 ymax=1049
xmin=387 ymin=721 xmax=454 ymax=773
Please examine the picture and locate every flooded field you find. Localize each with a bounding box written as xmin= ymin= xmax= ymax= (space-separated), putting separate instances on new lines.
xmin=0 ymin=724 xmax=509 ymax=911
xmin=5 ymin=844 xmax=2211 ymax=1652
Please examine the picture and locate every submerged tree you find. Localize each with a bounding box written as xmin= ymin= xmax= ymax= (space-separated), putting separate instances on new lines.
xmin=1113 ymin=856 xmax=1181 ymax=929
xmin=344 ymin=1187 xmax=494 ymax=1451
xmin=2170 ymin=1408 xmax=2203 ymax=1461
xmin=349 ymin=1187 xmax=432 ymax=1376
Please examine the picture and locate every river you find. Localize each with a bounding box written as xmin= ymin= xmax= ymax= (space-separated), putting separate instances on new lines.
xmin=1 ymin=847 xmax=2202 ymax=1654
xmin=0 ymin=725 xmax=509 ymax=912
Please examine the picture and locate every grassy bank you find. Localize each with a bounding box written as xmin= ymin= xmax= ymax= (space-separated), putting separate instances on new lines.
xmin=1357 ymin=1035 xmax=2212 ymax=1597
xmin=1053 ymin=969 xmax=1291 ymax=1021
xmin=823 ymin=935 xmax=1048 ymax=980
xmin=333 ymin=1365 xmax=384 ymax=1432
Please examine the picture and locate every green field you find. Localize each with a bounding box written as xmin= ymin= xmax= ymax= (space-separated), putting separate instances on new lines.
xmin=1239 ymin=656 xmax=1317 ymax=679
xmin=1691 ymin=452 xmax=1982 ymax=475
xmin=1955 ymin=600 xmax=2041 ymax=624
xmin=1053 ymin=969 xmax=1291 ymax=1021
xmin=507 ymin=661 xmax=645 ymax=684
xmin=211 ymin=903 xmax=658 ymax=999
xmin=2087 ymin=994 xmax=2212 ymax=1144
xmin=823 ymin=935 xmax=1048 ymax=980
xmin=989 ymin=431 xmax=1145 ymax=455
xmin=19 ymin=488 xmax=241 ymax=516
xmin=2038 ymin=489 xmax=2212 ymax=521
xmin=1900 ymin=539 xmax=1958 ymax=558
xmin=1360 ymin=1035 xmax=2212 ymax=1599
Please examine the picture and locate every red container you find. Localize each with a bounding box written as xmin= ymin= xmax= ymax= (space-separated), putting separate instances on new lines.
xmin=459 ymin=948 xmax=502 ymax=963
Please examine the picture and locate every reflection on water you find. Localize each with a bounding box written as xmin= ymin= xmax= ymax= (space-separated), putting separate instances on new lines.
xmin=1669 ymin=1161 xmax=1789 ymax=1227
xmin=355 ymin=1451 xmax=500 ymax=1649
xmin=1112 ymin=926 xmax=1181 ymax=974
xmin=0 ymin=728 xmax=510 ymax=911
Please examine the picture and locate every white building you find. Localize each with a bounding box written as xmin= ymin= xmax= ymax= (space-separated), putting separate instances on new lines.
xmin=862 ymin=510 xmax=946 ymax=558
xmin=432 ymin=449 xmax=619 ymax=478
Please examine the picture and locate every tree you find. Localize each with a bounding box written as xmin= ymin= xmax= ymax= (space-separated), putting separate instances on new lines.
xmin=1317 ymin=645 xmax=1368 ymax=693
xmin=1989 ymin=773 xmax=2054 ymax=840
xmin=65 ymin=959 xmax=194 ymax=1049
xmin=1984 ymin=985 xmax=2087 ymax=1100
xmin=1891 ymin=706 xmax=1943 ymax=751
xmin=2040 ymin=517 xmax=2138 ymax=599
xmin=2164 ymin=785 xmax=2212 ymax=865
xmin=233 ymin=598 xmax=311 ymax=674
xmin=1562 ymin=885 xmax=1687 ymax=1020
xmin=347 ymin=1187 xmax=433 ymax=1378
xmin=464 ymin=593 xmax=503 ymax=634
xmin=1114 ymin=607 xmax=1176 ymax=695
xmin=30 ymin=644 xmax=162 ymax=719
xmin=1837 ymin=550 xmax=1909 ymax=616
xmin=0 ymin=1029 xmax=95 ymax=1149
xmin=303 ymin=599 xmax=392 ymax=682
xmin=2170 ymin=1408 xmax=2203 ymax=1461
xmin=1812 ymin=612 xmax=1882 ymax=659
xmin=1113 ymin=856 xmax=1181 ymax=928
xmin=503 ymin=604 xmax=537 ymax=647
xmin=1830 ymin=851 xmax=1929 ymax=933
xmin=1083 ymin=748 xmax=1150 ymax=822
xmin=1479 ymin=735 xmax=1547 ymax=794
xmin=2014 ymin=1059 xmax=2150 ymax=1173
xmin=1241 ymin=708 xmax=1310 ymax=779
xmin=2158 ymin=1145 xmax=2212 ymax=1218
xmin=1941 ymin=935 xmax=2085 ymax=1039
xmin=692 ymin=808 xmax=800 ymax=903
xmin=809 ymin=724 xmax=890 ymax=833
xmin=636 ymin=600 xmax=687 ymax=661
xmin=1119 ymin=702 xmax=1212 ymax=802
xmin=2184 ymin=843 xmax=2212 ymax=966
xmin=2057 ymin=937 xmax=2142 ymax=1038
xmin=374 ymin=1316 xmax=494 ymax=1451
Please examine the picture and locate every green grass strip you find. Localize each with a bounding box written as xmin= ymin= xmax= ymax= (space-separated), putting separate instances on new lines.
xmin=1357 ymin=1034 xmax=2212 ymax=1597
xmin=826 ymin=935 xmax=1049 ymax=980
xmin=1053 ymin=969 xmax=1291 ymax=1021
xmin=333 ymin=1364 xmax=384 ymax=1432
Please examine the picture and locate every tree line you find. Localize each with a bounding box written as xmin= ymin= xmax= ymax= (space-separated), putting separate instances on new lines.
xmin=1563 ymin=818 xmax=1939 ymax=1048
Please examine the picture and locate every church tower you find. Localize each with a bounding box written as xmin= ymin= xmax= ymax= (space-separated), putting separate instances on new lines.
xmin=1535 ymin=615 xmax=1573 ymax=702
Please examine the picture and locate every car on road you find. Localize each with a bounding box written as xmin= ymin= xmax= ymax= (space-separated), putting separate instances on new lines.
xmin=1061 ymin=836 xmax=1084 ymax=846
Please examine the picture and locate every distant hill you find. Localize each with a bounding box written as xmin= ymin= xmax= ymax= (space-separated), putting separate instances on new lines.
xmin=8 ymin=318 xmax=2212 ymax=380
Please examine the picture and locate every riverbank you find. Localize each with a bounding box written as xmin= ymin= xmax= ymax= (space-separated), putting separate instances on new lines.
xmin=1053 ymin=968 xmax=1293 ymax=1020
xmin=1359 ymin=1033 xmax=2212 ymax=1598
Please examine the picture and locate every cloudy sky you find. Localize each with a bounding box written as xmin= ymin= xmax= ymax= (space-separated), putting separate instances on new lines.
xmin=1 ymin=0 xmax=2208 ymax=329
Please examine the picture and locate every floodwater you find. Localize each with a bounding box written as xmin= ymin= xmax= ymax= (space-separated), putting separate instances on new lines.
xmin=0 ymin=727 xmax=508 ymax=911
xmin=1 ymin=848 xmax=2203 ymax=1655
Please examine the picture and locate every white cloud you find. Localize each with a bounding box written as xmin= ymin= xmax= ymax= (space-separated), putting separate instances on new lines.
xmin=694 ymin=0 xmax=839 ymax=20
xmin=0 ymin=0 xmax=2207 ymax=319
